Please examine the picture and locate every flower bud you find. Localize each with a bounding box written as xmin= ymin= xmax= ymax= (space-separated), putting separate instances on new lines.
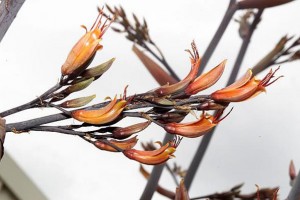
xmin=152 ymin=41 xmax=201 ymax=96
xmin=175 ymin=179 xmax=190 ymax=200
xmin=94 ymin=136 xmax=138 ymax=152
xmin=113 ymin=121 xmax=151 ymax=139
xmin=185 ymin=60 xmax=226 ymax=95
xmin=60 ymin=94 xmax=96 ymax=108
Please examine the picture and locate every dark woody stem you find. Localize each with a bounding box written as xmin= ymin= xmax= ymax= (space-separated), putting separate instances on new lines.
xmin=0 ymin=82 xmax=62 ymax=117
xmin=5 ymin=95 xmax=214 ymax=132
xmin=184 ymin=9 xmax=264 ymax=190
xmin=140 ymin=1 xmax=238 ymax=199
xmin=30 ymin=126 xmax=86 ymax=136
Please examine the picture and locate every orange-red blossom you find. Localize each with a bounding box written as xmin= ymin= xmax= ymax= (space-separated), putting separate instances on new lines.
xmin=185 ymin=59 xmax=226 ymax=95
xmin=71 ymin=93 xmax=127 ymax=125
xmin=164 ymin=109 xmax=231 ymax=138
xmin=61 ymin=9 xmax=113 ymax=76
xmin=94 ymin=136 xmax=138 ymax=152
xmin=152 ymin=41 xmax=201 ymax=96
xmin=123 ymin=137 xmax=181 ymax=165
xmin=211 ymin=67 xmax=282 ymax=102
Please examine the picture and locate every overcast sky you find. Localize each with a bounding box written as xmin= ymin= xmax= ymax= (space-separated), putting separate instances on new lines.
xmin=0 ymin=0 xmax=300 ymax=199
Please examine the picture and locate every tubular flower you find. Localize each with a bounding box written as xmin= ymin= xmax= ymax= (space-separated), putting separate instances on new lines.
xmin=151 ymin=41 xmax=201 ymax=97
xmin=123 ymin=136 xmax=182 ymax=165
xmin=185 ymin=60 xmax=226 ymax=95
xmin=112 ymin=121 xmax=151 ymax=139
xmin=94 ymin=136 xmax=138 ymax=152
xmin=61 ymin=9 xmax=113 ymax=76
xmin=71 ymin=88 xmax=128 ymax=125
xmin=164 ymin=109 xmax=231 ymax=138
xmin=211 ymin=67 xmax=282 ymax=102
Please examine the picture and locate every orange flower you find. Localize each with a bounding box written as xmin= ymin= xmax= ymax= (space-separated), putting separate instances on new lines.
xmin=123 ymin=137 xmax=181 ymax=165
xmin=61 ymin=9 xmax=113 ymax=76
xmin=94 ymin=136 xmax=138 ymax=152
xmin=72 ymin=87 xmax=129 ymax=125
xmin=151 ymin=41 xmax=201 ymax=96
xmin=164 ymin=109 xmax=231 ymax=138
xmin=211 ymin=67 xmax=282 ymax=102
xmin=185 ymin=60 xmax=226 ymax=95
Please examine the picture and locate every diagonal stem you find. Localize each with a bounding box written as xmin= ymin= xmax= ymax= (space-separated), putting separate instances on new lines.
xmin=184 ymin=9 xmax=264 ymax=191
xmin=197 ymin=0 xmax=238 ymax=76
xmin=140 ymin=1 xmax=237 ymax=199
xmin=287 ymin=170 xmax=300 ymax=200
xmin=0 ymin=82 xmax=61 ymax=117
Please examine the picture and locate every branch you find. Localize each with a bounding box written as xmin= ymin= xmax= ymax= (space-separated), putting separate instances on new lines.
xmin=0 ymin=0 xmax=26 ymax=42
xmin=0 ymin=82 xmax=61 ymax=117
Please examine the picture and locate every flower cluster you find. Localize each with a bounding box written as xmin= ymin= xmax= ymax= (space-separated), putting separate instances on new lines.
xmin=27 ymin=8 xmax=281 ymax=166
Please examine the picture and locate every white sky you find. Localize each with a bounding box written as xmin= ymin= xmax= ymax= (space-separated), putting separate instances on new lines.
xmin=0 ymin=0 xmax=300 ymax=199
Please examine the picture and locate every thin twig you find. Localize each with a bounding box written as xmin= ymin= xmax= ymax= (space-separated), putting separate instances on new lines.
xmin=30 ymin=126 xmax=86 ymax=136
